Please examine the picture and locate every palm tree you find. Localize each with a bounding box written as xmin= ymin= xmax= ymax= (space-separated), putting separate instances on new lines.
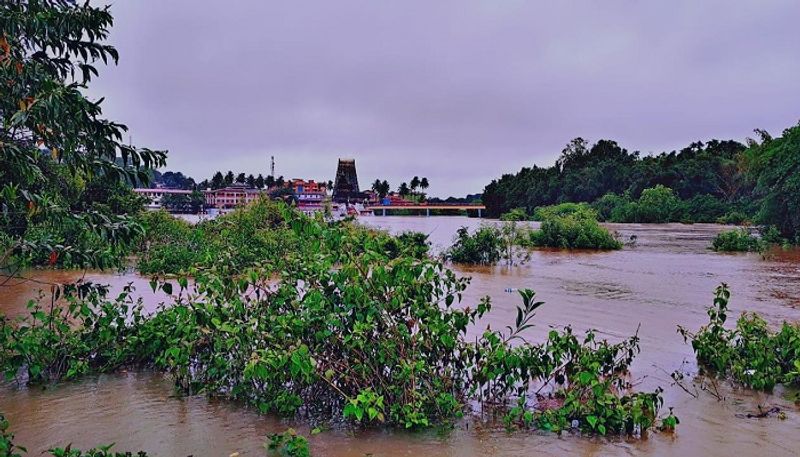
xmin=398 ymin=182 xmax=410 ymax=197
xmin=420 ymin=177 xmax=429 ymax=191
xmin=410 ymin=176 xmax=420 ymax=192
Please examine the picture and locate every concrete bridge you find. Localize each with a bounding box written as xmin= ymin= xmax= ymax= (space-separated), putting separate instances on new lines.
xmin=366 ymin=204 xmax=485 ymax=217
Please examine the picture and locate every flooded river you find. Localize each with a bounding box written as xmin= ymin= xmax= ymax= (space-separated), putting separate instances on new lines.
xmin=2 ymin=217 xmax=800 ymax=456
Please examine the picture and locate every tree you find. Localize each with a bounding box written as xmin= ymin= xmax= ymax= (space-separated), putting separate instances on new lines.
xmin=410 ymin=176 xmax=420 ymax=192
xmin=372 ymin=179 xmax=382 ymax=193
xmin=224 ymin=171 xmax=234 ymax=186
xmin=745 ymin=123 xmax=800 ymax=238
xmin=275 ymin=176 xmax=285 ymax=187
xmin=398 ymin=182 xmax=410 ymax=197
xmin=265 ymin=175 xmax=275 ymax=188
xmin=420 ymin=177 xmax=429 ymax=191
xmin=236 ymin=172 xmax=246 ymax=184
xmin=0 ymin=1 xmax=166 ymax=270
xmin=211 ymin=171 xmax=225 ymax=189
xmin=255 ymin=174 xmax=265 ymax=189
xmin=246 ymin=174 xmax=256 ymax=188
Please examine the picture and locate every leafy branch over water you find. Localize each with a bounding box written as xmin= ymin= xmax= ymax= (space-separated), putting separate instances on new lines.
xmin=678 ymin=284 xmax=800 ymax=391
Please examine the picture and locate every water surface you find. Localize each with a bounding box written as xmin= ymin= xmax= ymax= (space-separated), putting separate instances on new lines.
xmin=2 ymin=216 xmax=799 ymax=456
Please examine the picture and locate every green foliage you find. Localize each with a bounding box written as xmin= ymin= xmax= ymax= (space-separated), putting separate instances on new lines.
xmin=745 ymin=123 xmax=800 ymax=239
xmin=633 ymin=185 xmax=680 ymax=223
xmin=0 ymin=283 xmax=149 ymax=384
xmin=716 ymin=211 xmax=750 ymax=225
xmin=483 ymin=138 xmax=747 ymax=218
xmin=265 ymin=429 xmax=310 ymax=457
xmin=0 ymin=209 xmax=666 ymax=435
xmin=679 ymin=284 xmax=800 ymax=390
xmin=1 ymin=412 xmax=26 ymax=457
xmin=528 ymin=210 xmax=621 ymax=250
xmin=531 ymin=203 xmax=596 ymax=221
xmin=499 ymin=208 xmax=528 ymax=221
xmin=0 ymin=0 xmax=165 ymax=272
xmin=445 ymin=226 xmax=503 ymax=264
xmin=710 ymin=229 xmax=764 ymax=252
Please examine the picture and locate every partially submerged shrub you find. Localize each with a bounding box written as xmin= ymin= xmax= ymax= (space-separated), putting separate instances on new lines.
xmin=266 ymin=429 xmax=310 ymax=457
xmin=445 ymin=224 xmax=531 ymax=265
xmin=1 ymin=209 xmax=668 ymax=436
xmin=679 ymin=284 xmax=800 ymax=390
xmin=528 ymin=212 xmax=621 ymax=250
xmin=710 ymin=228 xmax=764 ymax=252
xmin=445 ymin=226 xmax=503 ymax=264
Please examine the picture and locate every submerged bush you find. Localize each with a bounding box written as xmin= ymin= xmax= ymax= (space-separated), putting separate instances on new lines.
xmin=678 ymin=284 xmax=800 ymax=390
xmin=445 ymin=226 xmax=503 ymax=264
xmin=0 ymin=208 xmax=667 ymax=436
xmin=266 ymin=429 xmax=310 ymax=457
xmin=710 ymin=228 xmax=764 ymax=252
xmin=528 ymin=211 xmax=622 ymax=250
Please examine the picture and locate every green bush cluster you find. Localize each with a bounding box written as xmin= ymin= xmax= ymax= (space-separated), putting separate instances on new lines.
xmin=710 ymin=229 xmax=764 ymax=252
xmin=0 ymin=208 xmax=667 ymax=436
xmin=499 ymin=208 xmax=529 ymax=221
xmin=136 ymin=200 xmax=429 ymax=275
xmin=679 ymin=284 xmax=800 ymax=390
xmin=266 ymin=429 xmax=311 ymax=457
xmin=525 ymin=207 xmax=621 ymax=250
xmin=531 ymin=202 xmax=596 ymax=221
xmin=445 ymin=226 xmax=503 ymax=264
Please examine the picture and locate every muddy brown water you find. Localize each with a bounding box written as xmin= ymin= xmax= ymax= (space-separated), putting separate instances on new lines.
xmin=2 ymin=217 xmax=800 ymax=456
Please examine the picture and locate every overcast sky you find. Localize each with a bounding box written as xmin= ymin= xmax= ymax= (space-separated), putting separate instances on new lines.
xmin=90 ymin=0 xmax=800 ymax=197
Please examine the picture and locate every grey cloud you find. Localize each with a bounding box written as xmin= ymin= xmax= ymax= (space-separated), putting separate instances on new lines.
xmin=90 ymin=0 xmax=800 ymax=196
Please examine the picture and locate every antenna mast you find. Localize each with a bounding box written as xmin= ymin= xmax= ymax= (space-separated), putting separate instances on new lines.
xmin=270 ymin=156 xmax=275 ymax=177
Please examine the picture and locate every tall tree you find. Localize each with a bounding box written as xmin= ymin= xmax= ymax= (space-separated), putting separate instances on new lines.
xmin=246 ymin=174 xmax=256 ymax=188
xmin=420 ymin=177 xmax=429 ymax=191
xmin=398 ymin=182 xmax=410 ymax=197
xmin=255 ymin=174 xmax=265 ymax=189
xmin=236 ymin=172 xmax=246 ymax=184
xmin=211 ymin=171 xmax=225 ymax=189
xmin=224 ymin=171 xmax=234 ymax=186
xmin=0 ymin=1 xmax=166 ymax=271
xmin=410 ymin=176 xmax=420 ymax=192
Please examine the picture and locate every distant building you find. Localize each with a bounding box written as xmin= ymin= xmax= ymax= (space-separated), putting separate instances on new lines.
xmin=204 ymin=183 xmax=266 ymax=209
xmin=134 ymin=188 xmax=192 ymax=210
xmin=332 ymin=158 xmax=367 ymax=203
xmin=290 ymin=178 xmax=326 ymax=204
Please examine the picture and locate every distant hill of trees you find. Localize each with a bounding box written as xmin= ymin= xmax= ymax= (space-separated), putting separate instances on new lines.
xmin=482 ymin=122 xmax=800 ymax=240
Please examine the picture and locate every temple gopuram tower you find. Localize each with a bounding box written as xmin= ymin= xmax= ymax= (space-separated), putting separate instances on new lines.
xmin=332 ymin=158 xmax=365 ymax=203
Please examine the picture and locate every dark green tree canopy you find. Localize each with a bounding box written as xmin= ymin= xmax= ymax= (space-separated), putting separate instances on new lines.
xmin=1 ymin=0 xmax=166 ymax=270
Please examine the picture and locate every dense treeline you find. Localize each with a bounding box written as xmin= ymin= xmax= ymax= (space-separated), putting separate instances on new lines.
xmin=483 ymin=124 xmax=800 ymax=239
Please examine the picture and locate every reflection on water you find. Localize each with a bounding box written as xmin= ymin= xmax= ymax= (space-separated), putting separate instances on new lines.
xmin=2 ymin=216 xmax=800 ymax=456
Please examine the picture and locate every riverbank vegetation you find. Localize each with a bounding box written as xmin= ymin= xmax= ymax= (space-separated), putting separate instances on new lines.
xmin=483 ymin=126 xmax=800 ymax=242
xmin=135 ymin=199 xmax=429 ymax=275
xmin=1 ymin=206 xmax=670 ymax=437
xmin=679 ymin=285 xmax=800 ymax=391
